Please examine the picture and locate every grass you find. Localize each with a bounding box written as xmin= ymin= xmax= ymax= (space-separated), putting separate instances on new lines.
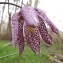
xmin=0 ymin=41 xmax=63 ymax=63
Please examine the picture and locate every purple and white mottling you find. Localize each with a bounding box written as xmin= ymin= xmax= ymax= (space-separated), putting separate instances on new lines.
xmin=11 ymin=5 xmax=59 ymax=55
xmin=35 ymin=8 xmax=58 ymax=34
xmin=20 ymin=5 xmax=40 ymax=27
xmin=24 ymin=22 xmax=40 ymax=54
xmin=11 ymin=13 xmax=19 ymax=47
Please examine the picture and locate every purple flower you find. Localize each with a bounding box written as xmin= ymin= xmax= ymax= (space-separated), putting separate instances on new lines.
xmin=11 ymin=5 xmax=59 ymax=55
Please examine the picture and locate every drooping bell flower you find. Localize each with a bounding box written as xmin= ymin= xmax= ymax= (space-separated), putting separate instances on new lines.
xmin=11 ymin=5 xmax=59 ymax=55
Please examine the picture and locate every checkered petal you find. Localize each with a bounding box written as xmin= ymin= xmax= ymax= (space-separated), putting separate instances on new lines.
xmin=24 ymin=23 xmax=40 ymax=54
xmin=20 ymin=5 xmax=39 ymax=27
xmin=18 ymin=20 xmax=24 ymax=55
xmin=38 ymin=17 xmax=53 ymax=44
xmin=35 ymin=8 xmax=59 ymax=34
xmin=11 ymin=13 xmax=19 ymax=47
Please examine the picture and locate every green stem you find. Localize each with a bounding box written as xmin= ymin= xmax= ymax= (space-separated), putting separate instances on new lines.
xmin=0 ymin=53 xmax=17 ymax=59
xmin=0 ymin=53 xmax=34 ymax=63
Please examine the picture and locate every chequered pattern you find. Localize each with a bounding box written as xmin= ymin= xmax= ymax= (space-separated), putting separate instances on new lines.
xmin=38 ymin=17 xmax=52 ymax=44
xmin=24 ymin=24 xmax=40 ymax=54
xmin=20 ymin=5 xmax=39 ymax=27
xmin=11 ymin=13 xmax=19 ymax=47
xmin=35 ymin=8 xmax=58 ymax=34
xmin=18 ymin=20 xmax=24 ymax=55
xmin=11 ymin=5 xmax=59 ymax=55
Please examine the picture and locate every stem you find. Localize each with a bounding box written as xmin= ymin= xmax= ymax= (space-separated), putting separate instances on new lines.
xmin=0 ymin=2 xmax=21 ymax=8
xmin=0 ymin=53 xmax=17 ymax=59
xmin=0 ymin=53 xmax=33 ymax=63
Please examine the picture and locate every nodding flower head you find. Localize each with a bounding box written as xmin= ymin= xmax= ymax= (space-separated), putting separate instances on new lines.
xmin=11 ymin=5 xmax=59 ymax=55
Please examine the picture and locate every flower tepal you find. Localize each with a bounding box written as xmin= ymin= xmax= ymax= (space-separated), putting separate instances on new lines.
xmin=35 ymin=8 xmax=59 ymax=34
xmin=20 ymin=5 xmax=40 ymax=27
xmin=11 ymin=13 xmax=19 ymax=47
xmin=38 ymin=17 xmax=52 ymax=44
xmin=24 ymin=23 xmax=40 ymax=54
xmin=18 ymin=16 xmax=24 ymax=55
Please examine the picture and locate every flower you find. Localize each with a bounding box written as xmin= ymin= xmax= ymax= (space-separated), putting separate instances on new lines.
xmin=11 ymin=5 xmax=59 ymax=55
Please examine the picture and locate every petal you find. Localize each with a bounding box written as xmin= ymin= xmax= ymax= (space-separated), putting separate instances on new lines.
xmin=38 ymin=17 xmax=53 ymax=44
xmin=20 ymin=5 xmax=39 ymax=27
xmin=11 ymin=13 xmax=19 ymax=47
xmin=18 ymin=20 xmax=24 ymax=55
xmin=35 ymin=8 xmax=59 ymax=34
xmin=24 ymin=23 xmax=40 ymax=54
